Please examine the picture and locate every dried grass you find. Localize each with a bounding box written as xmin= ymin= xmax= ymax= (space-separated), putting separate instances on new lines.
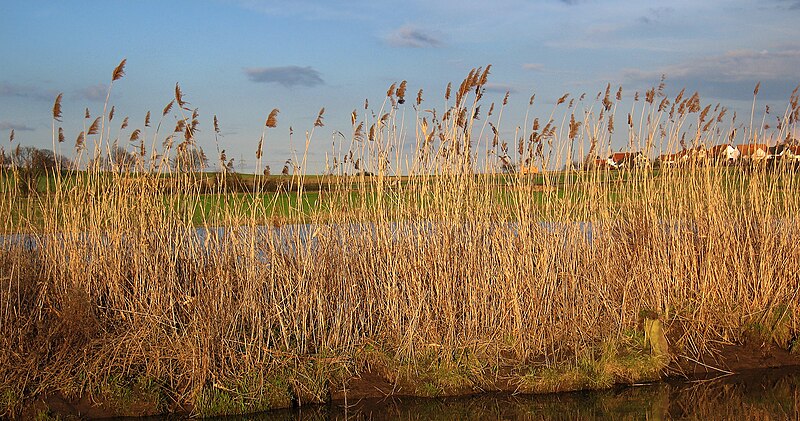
xmin=1 ymin=65 xmax=800 ymax=417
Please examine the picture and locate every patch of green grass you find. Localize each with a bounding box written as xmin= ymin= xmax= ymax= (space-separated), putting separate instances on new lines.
xmin=194 ymin=372 xmax=293 ymax=417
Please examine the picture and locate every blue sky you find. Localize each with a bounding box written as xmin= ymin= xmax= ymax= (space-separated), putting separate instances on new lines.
xmin=2 ymin=0 xmax=799 ymax=172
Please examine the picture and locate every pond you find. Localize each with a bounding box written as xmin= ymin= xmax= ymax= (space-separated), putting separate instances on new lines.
xmin=121 ymin=366 xmax=800 ymax=420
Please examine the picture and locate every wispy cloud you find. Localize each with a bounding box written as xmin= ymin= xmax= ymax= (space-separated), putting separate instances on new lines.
xmin=522 ymin=63 xmax=545 ymax=71
xmin=638 ymin=7 xmax=674 ymax=25
xmin=233 ymin=0 xmax=373 ymax=20
xmin=772 ymin=0 xmax=800 ymax=10
xmin=0 ymin=122 xmax=35 ymax=132
xmin=0 ymin=82 xmax=57 ymax=101
xmin=385 ymin=25 xmax=443 ymax=48
xmin=484 ymin=83 xmax=517 ymax=94
xmin=244 ymin=66 xmax=324 ymax=87
xmin=75 ymin=84 xmax=108 ymax=101
xmin=623 ymin=47 xmax=800 ymax=100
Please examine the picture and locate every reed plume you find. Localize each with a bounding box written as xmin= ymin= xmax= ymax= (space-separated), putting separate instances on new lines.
xmin=112 ymin=58 xmax=126 ymax=81
xmin=87 ymin=117 xmax=101 ymax=135
xmin=266 ymin=108 xmax=279 ymax=128
xmin=314 ymin=107 xmax=325 ymax=127
xmin=52 ymin=93 xmax=63 ymax=122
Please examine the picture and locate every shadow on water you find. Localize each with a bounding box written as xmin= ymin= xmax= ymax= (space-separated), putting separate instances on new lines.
xmin=113 ymin=366 xmax=800 ymax=420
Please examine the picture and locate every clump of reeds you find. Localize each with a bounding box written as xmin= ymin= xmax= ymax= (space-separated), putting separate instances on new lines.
xmin=1 ymin=61 xmax=800 ymax=417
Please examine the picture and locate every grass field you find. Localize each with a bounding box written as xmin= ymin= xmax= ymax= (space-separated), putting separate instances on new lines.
xmin=2 ymin=63 xmax=800 ymax=417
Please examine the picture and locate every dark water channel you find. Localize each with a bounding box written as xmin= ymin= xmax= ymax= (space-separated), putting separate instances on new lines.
xmin=123 ymin=366 xmax=800 ymax=420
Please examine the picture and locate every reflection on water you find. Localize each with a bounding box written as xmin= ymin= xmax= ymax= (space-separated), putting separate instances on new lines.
xmin=196 ymin=366 xmax=800 ymax=420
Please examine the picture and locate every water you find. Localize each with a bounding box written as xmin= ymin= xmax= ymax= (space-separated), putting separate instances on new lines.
xmin=122 ymin=366 xmax=800 ymax=420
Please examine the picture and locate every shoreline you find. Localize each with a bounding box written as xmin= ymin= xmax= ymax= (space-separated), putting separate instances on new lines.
xmin=15 ymin=336 xmax=800 ymax=419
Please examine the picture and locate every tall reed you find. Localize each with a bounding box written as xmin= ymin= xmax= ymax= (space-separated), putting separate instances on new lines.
xmin=1 ymin=63 xmax=799 ymax=416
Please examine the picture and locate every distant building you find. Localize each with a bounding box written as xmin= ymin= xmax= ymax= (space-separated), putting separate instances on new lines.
xmin=708 ymin=144 xmax=740 ymax=163
xmin=610 ymin=151 xmax=650 ymax=169
xmin=736 ymin=143 xmax=769 ymax=161
xmin=768 ymin=144 xmax=800 ymax=163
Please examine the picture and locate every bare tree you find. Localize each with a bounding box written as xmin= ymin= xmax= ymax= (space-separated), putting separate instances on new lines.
xmin=171 ymin=145 xmax=208 ymax=172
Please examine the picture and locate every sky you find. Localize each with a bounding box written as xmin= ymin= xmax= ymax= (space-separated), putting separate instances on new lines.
xmin=1 ymin=0 xmax=799 ymax=172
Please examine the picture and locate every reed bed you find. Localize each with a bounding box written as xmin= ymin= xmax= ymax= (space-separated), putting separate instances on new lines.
xmin=1 ymin=62 xmax=800 ymax=417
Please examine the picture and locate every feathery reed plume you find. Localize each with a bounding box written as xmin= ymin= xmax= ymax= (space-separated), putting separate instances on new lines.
xmin=602 ymin=83 xmax=612 ymax=110
xmin=108 ymin=106 xmax=115 ymax=122
xmin=397 ymin=81 xmax=407 ymax=104
xmin=130 ymin=129 xmax=141 ymax=142
xmin=616 ymin=86 xmax=622 ymax=101
xmin=266 ymin=108 xmax=280 ymax=128
xmin=488 ymin=102 xmax=495 ymax=116
xmin=85 ymin=108 xmax=90 ymax=119
xmin=314 ymin=107 xmax=325 ymax=127
xmin=687 ymin=92 xmax=700 ymax=113
xmin=256 ymin=137 xmax=263 ymax=159
xmin=479 ymin=65 xmax=491 ymax=86
xmin=416 ymin=89 xmax=423 ymax=105
xmin=529 ymin=94 xmax=535 ymax=105
xmin=754 ymin=82 xmax=761 ymax=96
xmin=445 ymin=82 xmax=452 ymax=100
xmin=112 ymin=58 xmax=126 ymax=81
xmin=569 ymin=113 xmax=581 ymax=140
xmin=52 ymin=93 xmax=63 ymax=121
xmin=657 ymin=74 xmax=666 ymax=95
xmin=162 ymin=100 xmax=174 ymax=116
xmin=556 ymin=93 xmax=569 ymax=105
xmin=364 ymin=98 xmax=369 ymax=110
xmin=387 ymin=83 xmax=396 ymax=98
xmin=144 ymin=111 xmax=151 ymax=127
xmin=75 ymin=131 xmax=85 ymax=149
xmin=503 ymin=91 xmax=510 ymax=106
xmin=120 ymin=117 xmax=129 ymax=129
xmin=58 ymin=127 xmax=65 ymax=143
xmin=350 ymin=110 xmax=357 ymax=126
xmin=354 ymin=122 xmax=364 ymax=142
xmin=658 ymin=97 xmax=669 ymax=112
xmin=213 ymin=115 xmax=220 ymax=134
xmin=175 ymin=83 xmax=187 ymax=109
xmin=9 ymin=129 xmax=14 ymax=142
xmin=87 ymin=117 xmax=101 ymax=135
xmin=174 ymin=119 xmax=185 ymax=133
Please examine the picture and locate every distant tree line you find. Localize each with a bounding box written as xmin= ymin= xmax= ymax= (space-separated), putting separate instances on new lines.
xmin=0 ymin=145 xmax=72 ymax=195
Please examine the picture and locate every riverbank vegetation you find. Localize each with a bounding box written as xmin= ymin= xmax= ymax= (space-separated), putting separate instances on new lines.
xmin=2 ymin=61 xmax=800 ymax=417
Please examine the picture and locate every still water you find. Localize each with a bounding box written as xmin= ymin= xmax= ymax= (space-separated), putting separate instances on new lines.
xmin=128 ymin=366 xmax=800 ymax=420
